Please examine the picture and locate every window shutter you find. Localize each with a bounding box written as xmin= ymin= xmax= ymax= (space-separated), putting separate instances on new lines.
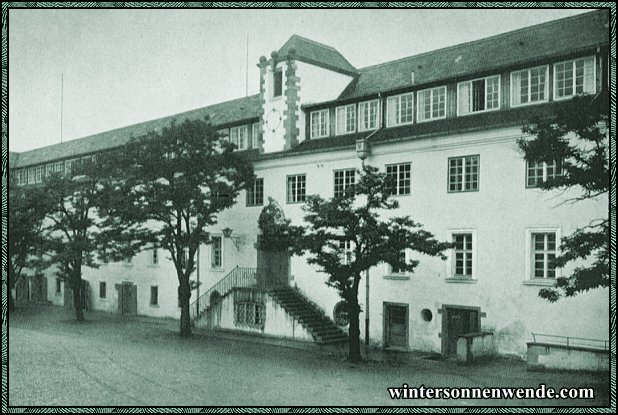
xmin=458 ymin=82 xmax=471 ymax=114
xmin=386 ymin=96 xmax=397 ymax=126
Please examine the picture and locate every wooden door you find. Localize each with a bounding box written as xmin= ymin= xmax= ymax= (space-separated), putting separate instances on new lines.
xmin=384 ymin=303 xmax=408 ymax=349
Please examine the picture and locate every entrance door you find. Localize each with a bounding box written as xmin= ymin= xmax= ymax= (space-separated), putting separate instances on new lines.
xmin=120 ymin=282 xmax=137 ymax=315
xmin=384 ymin=303 xmax=409 ymax=349
xmin=443 ymin=307 xmax=480 ymax=356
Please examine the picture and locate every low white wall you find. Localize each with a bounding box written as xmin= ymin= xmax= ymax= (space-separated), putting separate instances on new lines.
xmin=457 ymin=332 xmax=495 ymax=363
xmin=527 ymin=343 xmax=610 ymax=372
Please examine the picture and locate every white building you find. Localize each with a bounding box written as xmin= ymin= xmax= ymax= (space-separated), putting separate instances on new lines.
xmin=10 ymin=10 xmax=610 ymax=358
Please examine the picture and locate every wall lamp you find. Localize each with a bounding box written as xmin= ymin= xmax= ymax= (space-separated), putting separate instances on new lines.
xmin=222 ymin=227 xmax=241 ymax=251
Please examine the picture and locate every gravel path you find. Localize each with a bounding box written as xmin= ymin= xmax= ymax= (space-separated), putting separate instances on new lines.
xmin=6 ymin=306 xmax=610 ymax=407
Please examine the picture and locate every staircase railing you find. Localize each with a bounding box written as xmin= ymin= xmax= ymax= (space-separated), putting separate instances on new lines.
xmin=190 ymin=266 xmax=257 ymax=320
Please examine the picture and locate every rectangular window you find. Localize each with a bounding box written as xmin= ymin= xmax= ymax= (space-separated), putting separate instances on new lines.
xmin=35 ymin=166 xmax=44 ymax=183
xmin=150 ymin=286 xmax=159 ymax=306
xmin=335 ymin=104 xmax=356 ymax=135
xmin=310 ymin=109 xmax=329 ymax=139
xmin=458 ymin=75 xmax=500 ymax=115
xmin=526 ymin=160 xmax=562 ymax=188
xmin=211 ymin=236 xmax=222 ymax=268
xmin=152 ymin=246 xmax=158 ymax=265
xmin=247 ymin=178 xmax=264 ymax=206
xmin=339 ymin=240 xmax=354 ymax=265
xmin=554 ymin=56 xmax=595 ymax=99
xmin=273 ymin=69 xmax=283 ymax=98
xmin=358 ymin=99 xmax=379 ymax=131
xmin=230 ymin=125 xmax=249 ymax=150
xmin=511 ymin=65 xmax=549 ymax=106
xmin=99 ymin=282 xmax=106 ymax=299
xmin=387 ymin=92 xmax=414 ymax=126
xmin=448 ymin=155 xmax=479 ymax=192
xmin=251 ymin=122 xmax=260 ymax=149
xmin=531 ymin=232 xmax=557 ymax=279
xmin=452 ymin=233 xmax=473 ymax=277
xmin=27 ymin=167 xmax=35 ymax=184
xmin=390 ymin=249 xmax=407 ymax=274
xmin=17 ymin=169 xmax=28 ymax=185
xmin=386 ymin=163 xmax=411 ymax=196
xmin=287 ymin=174 xmax=306 ymax=203
xmin=417 ymin=86 xmax=446 ymax=122
xmin=56 ymin=278 xmax=61 ymax=294
xmin=334 ymin=169 xmax=356 ymax=198
xmin=234 ymin=301 xmax=266 ymax=329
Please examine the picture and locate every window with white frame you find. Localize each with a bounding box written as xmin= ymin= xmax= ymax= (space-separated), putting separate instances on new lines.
xmin=336 ymin=104 xmax=356 ymax=135
xmin=386 ymin=163 xmax=411 ymax=196
xmin=251 ymin=122 xmax=260 ymax=149
xmin=247 ymin=177 xmax=264 ymax=206
xmin=339 ymin=240 xmax=354 ymax=265
xmin=287 ymin=174 xmax=306 ymax=203
xmin=511 ymin=65 xmax=549 ymax=106
xmin=27 ymin=168 xmax=36 ymax=184
xmin=458 ymin=75 xmax=500 ymax=115
xmin=531 ymin=232 xmax=557 ymax=279
xmin=448 ymin=155 xmax=479 ymax=192
xmin=387 ymin=92 xmax=414 ymax=126
xmin=358 ymin=99 xmax=379 ymax=131
xmin=390 ymin=249 xmax=407 ymax=274
xmin=452 ymin=233 xmax=473 ymax=278
xmin=35 ymin=166 xmax=44 ymax=183
xmin=334 ymin=169 xmax=356 ymax=198
xmin=211 ymin=236 xmax=222 ymax=268
xmin=526 ymin=159 xmax=562 ymax=188
xmin=310 ymin=109 xmax=329 ymax=139
xmin=417 ymin=86 xmax=446 ymax=122
xmin=554 ymin=56 xmax=596 ymax=100
xmin=16 ymin=169 xmax=28 ymax=185
xmin=230 ymin=125 xmax=249 ymax=150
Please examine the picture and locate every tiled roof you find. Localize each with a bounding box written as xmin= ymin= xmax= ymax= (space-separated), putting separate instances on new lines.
xmin=338 ymin=10 xmax=609 ymax=101
xmin=278 ymin=35 xmax=357 ymax=76
xmin=12 ymin=94 xmax=261 ymax=168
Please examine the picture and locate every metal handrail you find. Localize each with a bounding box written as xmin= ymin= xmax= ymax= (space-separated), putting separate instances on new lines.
xmin=531 ymin=333 xmax=609 ymax=351
xmin=190 ymin=266 xmax=257 ymax=320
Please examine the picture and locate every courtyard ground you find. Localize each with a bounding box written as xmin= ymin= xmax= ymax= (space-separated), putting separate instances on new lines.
xmin=5 ymin=306 xmax=611 ymax=407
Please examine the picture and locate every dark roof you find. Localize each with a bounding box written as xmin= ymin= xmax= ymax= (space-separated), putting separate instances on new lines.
xmin=337 ymin=10 xmax=609 ymax=101
xmin=13 ymin=94 xmax=261 ymax=168
xmin=278 ymin=35 xmax=357 ymax=76
xmin=291 ymin=95 xmax=608 ymax=156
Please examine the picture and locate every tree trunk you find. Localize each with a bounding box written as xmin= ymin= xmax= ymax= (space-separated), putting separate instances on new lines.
xmin=8 ymin=269 xmax=16 ymax=312
xmin=71 ymin=276 xmax=85 ymax=322
xmin=178 ymin=277 xmax=192 ymax=337
xmin=347 ymin=296 xmax=362 ymax=363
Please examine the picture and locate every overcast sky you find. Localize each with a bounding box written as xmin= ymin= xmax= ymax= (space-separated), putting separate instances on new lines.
xmin=8 ymin=7 xmax=594 ymax=153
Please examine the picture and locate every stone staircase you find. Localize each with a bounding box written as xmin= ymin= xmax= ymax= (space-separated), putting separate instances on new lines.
xmin=269 ymin=287 xmax=348 ymax=345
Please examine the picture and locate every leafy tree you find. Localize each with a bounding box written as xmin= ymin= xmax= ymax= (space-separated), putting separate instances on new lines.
xmin=517 ymin=95 xmax=609 ymax=302
xmin=106 ymin=118 xmax=254 ymax=336
xmin=42 ymin=155 xmax=145 ymax=321
xmin=288 ymin=165 xmax=451 ymax=362
xmin=7 ymin=177 xmax=51 ymax=311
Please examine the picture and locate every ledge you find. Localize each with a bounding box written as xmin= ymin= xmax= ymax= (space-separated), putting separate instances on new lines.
xmin=445 ymin=278 xmax=477 ymax=284
xmin=383 ymin=274 xmax=410 ymax=281
xmin=523 ymin=279 xmax=555 ymax=287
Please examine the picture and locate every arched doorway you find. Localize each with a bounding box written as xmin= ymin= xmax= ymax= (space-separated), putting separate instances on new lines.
xmin=256 ymin=198 xmax=291 ymax=288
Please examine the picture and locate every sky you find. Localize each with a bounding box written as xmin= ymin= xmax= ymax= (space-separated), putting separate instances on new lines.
xmin=7 ymin=7 xmax=595 ymax=153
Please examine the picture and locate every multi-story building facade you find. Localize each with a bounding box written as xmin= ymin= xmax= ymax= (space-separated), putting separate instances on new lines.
xmin=9 ymin=10 xmax=610 ymax=357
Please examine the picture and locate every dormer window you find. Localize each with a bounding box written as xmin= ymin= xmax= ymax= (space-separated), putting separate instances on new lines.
xmin=273 ymin=69 xmax=283 ymax=98
xmin=230 ymin=125 xmax=249 ymax=150
xmin=386 ymin=92 xmax=414 ymax=126
xmin=417 ymin=86 xmax=446 ymax=122
xmin=457 ymin=75 xmax=500 ymax=115
xmin=358 ymin=99 xmax=379 ymax=132
xmin=511 ymin=65 xmax=549 ymax=106
xmin=335 ymin=104 xmax=356 ymax=135
xmin=310 ymin=109 xmax=329 ymax=139
xmin=554 ymin=56 xmax=595 ymax=100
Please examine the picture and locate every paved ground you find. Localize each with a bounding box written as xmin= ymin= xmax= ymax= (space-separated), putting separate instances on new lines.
xmin=6 ymin=306 xmax=611 ymax=407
